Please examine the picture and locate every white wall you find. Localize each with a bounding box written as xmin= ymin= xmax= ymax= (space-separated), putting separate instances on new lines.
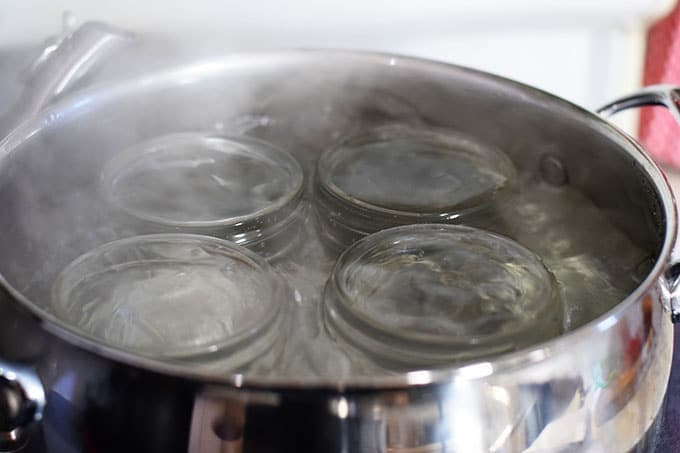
xmin=0 ymin=0 xmax=675 ymax=131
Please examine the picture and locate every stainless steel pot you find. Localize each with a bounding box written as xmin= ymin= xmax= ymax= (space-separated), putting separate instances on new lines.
xmin=1 ymin=23 xmax=680 ymax=453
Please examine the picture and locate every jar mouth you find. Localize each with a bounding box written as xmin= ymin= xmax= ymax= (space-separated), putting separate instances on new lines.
xmin=315 ymin=125 xmax=517 ymax=242
xmin=101 ymin=132 xmax=304 ymax=234
xmin=50 ymin=234 xmax=285 ymax=366
xmin=324 ymin=224 xmax=563 ymax=367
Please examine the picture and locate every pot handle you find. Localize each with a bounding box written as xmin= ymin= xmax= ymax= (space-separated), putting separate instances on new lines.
xmin=598 ymin=86 xmax=680 ymax=323
xmin=596 ymin=84 xmax=680 ymax=123
xmin=1 ymin=13 xmax=133 ymax=137
xmin=661 ymin=264 xmax=680 ymax=323
xmin=0 ymin=360 xmax=45 ymax=452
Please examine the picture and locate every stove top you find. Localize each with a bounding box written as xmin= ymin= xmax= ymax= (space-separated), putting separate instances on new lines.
xmin=652 ymin=326 xmax=680 ymax=451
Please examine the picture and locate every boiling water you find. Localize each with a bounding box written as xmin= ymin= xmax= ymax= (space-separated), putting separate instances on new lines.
xmin=507 ymin=183 xmax=646 ymax=330
xmin=39 ymin=142 xmax=650 ymax=378
xmin=246 ymin=180 xmax=649 ymax=378
xmin=44 ymin=179 xmax=649 ymax=378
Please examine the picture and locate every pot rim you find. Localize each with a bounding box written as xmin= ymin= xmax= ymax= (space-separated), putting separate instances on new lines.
xmin=0 ymin=48 xmax=676 ymax=391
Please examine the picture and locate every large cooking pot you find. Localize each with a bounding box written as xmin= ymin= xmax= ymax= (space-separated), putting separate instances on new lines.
xmin=1 ymin=23 xmax=680 ymax=453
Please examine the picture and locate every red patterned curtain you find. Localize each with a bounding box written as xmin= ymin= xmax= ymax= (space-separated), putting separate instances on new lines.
xmin=640 ymin=2 xmax=680 ymax=167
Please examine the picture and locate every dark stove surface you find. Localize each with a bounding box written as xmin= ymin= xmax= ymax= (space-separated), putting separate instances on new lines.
xmin=653 ymin=326 xmax=680 ymax=451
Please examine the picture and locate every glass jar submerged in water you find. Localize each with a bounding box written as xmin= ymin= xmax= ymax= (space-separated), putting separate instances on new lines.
xmin=101 ymin=133 xmax=305 ymax=259
xmin=314 ymin=125 xmax=517 ymax=250
xmin=323 ymin=225 xmax=564 ymax=368
xmin=43 ymin=117 xmax=626 ymax=378
xmin=50 ymin=234 xmax=286 ymax=369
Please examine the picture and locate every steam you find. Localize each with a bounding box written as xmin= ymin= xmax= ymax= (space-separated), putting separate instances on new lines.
xmin=0 ymin=27 xmax=653 ymax=381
